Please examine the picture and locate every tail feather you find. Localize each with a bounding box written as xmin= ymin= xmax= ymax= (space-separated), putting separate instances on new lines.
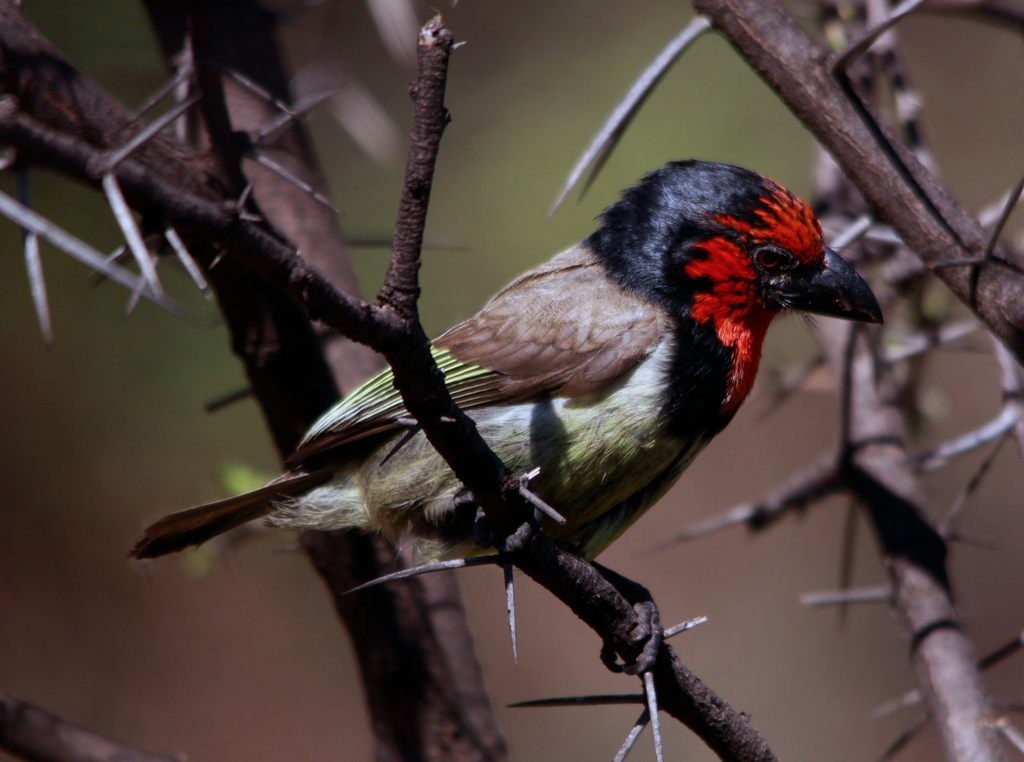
xmin=130 ymin=470 xmax=332 ymax=559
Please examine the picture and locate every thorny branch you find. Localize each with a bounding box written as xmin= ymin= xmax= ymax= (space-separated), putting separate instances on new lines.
xmin=664 ymin=1 xmax=1023 ymax=759
xmin=693 ymin=0 xmax=1024 ymax=364
xmin=141 ymin=2 xmax=506 ymax=759
xmin=679 ymin=4 xmax=1015 ymax=757
xmin=2 ymin=0 xmax=1021 ymax=760
xmin=0 ymin=691 xmax=178 ymax=762
xmin=0 ymin=4 xmax=777 ymax=760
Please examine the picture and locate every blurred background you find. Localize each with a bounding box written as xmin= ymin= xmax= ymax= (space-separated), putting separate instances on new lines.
xmin=0 ymin=1 xmax=1021 ymax=760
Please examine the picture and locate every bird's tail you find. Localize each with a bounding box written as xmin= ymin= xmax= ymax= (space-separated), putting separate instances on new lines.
xmin=130 ymin=470 xmax=332 ymax=559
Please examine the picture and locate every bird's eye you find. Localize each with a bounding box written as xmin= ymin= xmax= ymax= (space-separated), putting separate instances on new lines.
xmin=754 ymin=246 xmax=797 ymax=273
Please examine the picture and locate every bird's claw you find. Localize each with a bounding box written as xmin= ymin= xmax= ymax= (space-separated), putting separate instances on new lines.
xmin=601 ymin=599 xmax=663 ymax=675
xmin=626 ymin=599 xmax=663 ymax=675
xmin=473 ymin=505 xmax=541 ymax=554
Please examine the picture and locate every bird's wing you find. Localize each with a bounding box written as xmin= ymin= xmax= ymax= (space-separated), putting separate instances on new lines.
xmin=287 ymin=244 xmax=665 ymax=466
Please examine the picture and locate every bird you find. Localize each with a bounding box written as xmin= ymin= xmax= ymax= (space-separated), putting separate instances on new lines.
xmin=131 ymin=160 xmax=881 ymax=563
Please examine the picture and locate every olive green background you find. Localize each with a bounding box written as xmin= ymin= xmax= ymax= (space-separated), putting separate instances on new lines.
xmin=1 ymin=2 xmax=1021 ymax=760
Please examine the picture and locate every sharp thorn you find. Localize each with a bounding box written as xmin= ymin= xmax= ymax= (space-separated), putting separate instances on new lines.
xmin=508 ymin=694 xmax=644 ymax=709
xmin=134 ymin=62 xmax=194 ymax=118
xmin=18 ymin=171 xmax=52 ymax=345
xmin=663 ymin=615 xmax=709 ymax=639
xmin=342 ymin=554 xmax=501 ymax=595
xmin=996 ymin=718 xmax=1024 ymax=752
xmin=876 ymin=715 xmax=928 ymax=761
xmin=234 ymin=182 xmax=256 ymax=215
xmin=909 ymin=405 xmax=1020 ymax=470
xmin=983 ymin=171 xmax=1024 ymax=259
xmin=251 ymin=152 xmax=338 ymax=214
xmin=255 ymin=86 xmax=346 ymax=143
xmin=612 ymin=710 xmax=649 ymax=762
xmin=205 ymin=386 xmax=253 ymax=413
xmin=0 ymin=190 xmax=181 ymax=314
xmin=643 ymin=671 xmax=664 ymax=762
xmin=24 ymin=228 xmax=51 ymax=344
xmin=518 ymin=484 xmax=566 ymax=525
xmin=165 ymin=227 xmax=211 ymax=297
xmin=829 ymin=213 xmax=874 ymax=251
xmin=800 ymin=586 xmax=892 ymax=607
xmin=504 ymin=560 xmax=518 ymax=665
xmin=977 ymin=629 xmax=1024 ymax=671
xmin=874 ymin=688 xmax=922 ymax=718
xmin=105 ymin=93 xmax=200 ymax=170
xmin=102 ymin=173 xmax=163 ymax=297
xmin=548 ymin=15 xmax=711 ymax=216
xmin=214 ymin=61 xmax=290 ymax=112
xmin=940 ymin=429 xmax=1011 ymax=535
xmin=125 ymin=268 xmax=149 ymax=315
xmin=831 ymin=0 xmax=928 ymax=74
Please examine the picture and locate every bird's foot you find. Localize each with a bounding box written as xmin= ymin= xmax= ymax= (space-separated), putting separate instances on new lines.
xmin=595 ymin=563 xmax=664 ymax=676
xmin=600 ymin=599 xmax=663 ymax=675
xmin=472 ymin=504 xmax=540 ymax=554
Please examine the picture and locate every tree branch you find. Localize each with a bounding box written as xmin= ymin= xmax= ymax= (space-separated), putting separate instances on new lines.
xmin=141 ymin=3 xmax=506 ymax=759
xmin=692 ymin=0 xmax=1024 ymax=362
xmin=0 ymin=691 xmax=178 ymax=762
xmin=0 ymin=4 xmax=779 ymax=757
xmin=814 ymin=149 xmax=1005 ymax=758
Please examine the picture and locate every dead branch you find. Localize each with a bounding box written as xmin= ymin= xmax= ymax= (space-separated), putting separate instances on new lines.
xmin=692 ymin=0 xmax=1024 ymax=363
xmin=0 ymin=3 xmax=778 ymax=758
xmin=0 ymin=691 xmax=179 ymax=762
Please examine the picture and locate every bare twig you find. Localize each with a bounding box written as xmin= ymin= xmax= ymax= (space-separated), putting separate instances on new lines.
xmin=910 ymin=395 xmax=1022 ymax=471
xmin=0 ymin=691 xmax=179 ymax=762
xmin=812 ymin=196 xmax=1005 ymax=762
xmin=885 ymin=320 xmax=980 ymax=363
xmin=801 ymin=585 xmax=892 ymax=607
xmin=17 ymin=169 xmax=51 ymax=344
xmin=662 ymin=455 xmax=841 ymax=543
xmin=694 ymin=0 xmax=1024 ymax=363
xmin=549 ymin=15 xmax=711 ymax=214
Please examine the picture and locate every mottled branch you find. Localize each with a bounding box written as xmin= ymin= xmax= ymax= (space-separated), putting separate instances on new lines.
xmin=0 ymin=691 xmax=178 ymax=762
xmin=693 ymin=0 xmax=1024 ymax=362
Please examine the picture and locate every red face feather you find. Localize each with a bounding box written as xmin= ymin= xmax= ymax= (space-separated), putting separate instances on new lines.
xmin=713 ymin=180 xmax=825 ymax=265
xmin=684 ymin=180 xmax=825 ymax=414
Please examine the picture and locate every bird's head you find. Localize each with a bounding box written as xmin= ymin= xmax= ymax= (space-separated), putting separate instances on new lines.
xmin=587 ymin=160 xmax=882 ymax=329
xmin=588 ymin=160 xmax=882 ymax=418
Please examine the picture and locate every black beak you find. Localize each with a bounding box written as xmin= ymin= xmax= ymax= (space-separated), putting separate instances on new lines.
xmin=781 ymin=248 xmax=883 ymax=324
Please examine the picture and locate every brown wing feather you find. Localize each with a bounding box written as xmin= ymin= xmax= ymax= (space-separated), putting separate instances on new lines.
xmin=287 ymin=244 xmax=665 ymax=468
xmin=435 ymin=244 xmax=665 ymax=397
